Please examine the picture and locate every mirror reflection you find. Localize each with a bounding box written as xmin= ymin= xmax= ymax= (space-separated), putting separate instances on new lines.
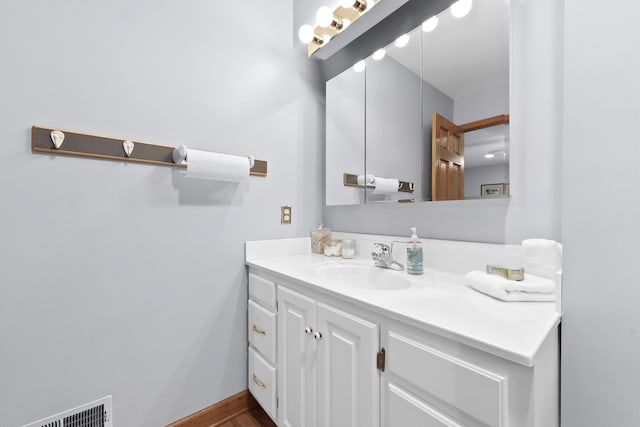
xmin=326 ymin=0 xmax=509 ymax=206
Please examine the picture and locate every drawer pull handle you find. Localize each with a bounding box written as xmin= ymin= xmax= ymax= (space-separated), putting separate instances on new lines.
xmin=304 ymin=326 xmax=313 ymax=335
xmin=252 ymin=373 xmax=267 ymax=389
xmin=252 ymin=324 xmax=267 ymax=335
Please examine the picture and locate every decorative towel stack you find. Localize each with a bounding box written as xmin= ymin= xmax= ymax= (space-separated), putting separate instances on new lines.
xmin=466 ymin=239 xmax=561 ymax=302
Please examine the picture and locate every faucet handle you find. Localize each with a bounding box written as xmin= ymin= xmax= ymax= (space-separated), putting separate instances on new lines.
xmin=373 ymin=242 xmax=391 ymax=254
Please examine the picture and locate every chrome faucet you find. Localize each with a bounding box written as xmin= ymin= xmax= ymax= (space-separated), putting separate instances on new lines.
xmin=371 ymin=243 xmax=404 ymax=271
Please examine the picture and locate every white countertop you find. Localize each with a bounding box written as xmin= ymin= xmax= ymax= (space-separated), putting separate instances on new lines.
xmin=246 ymin=249 xmax=560 ymax=367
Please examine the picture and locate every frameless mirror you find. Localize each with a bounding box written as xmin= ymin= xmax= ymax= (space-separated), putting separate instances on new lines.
xmin=325 ymin=0 xmax=509 ymax=206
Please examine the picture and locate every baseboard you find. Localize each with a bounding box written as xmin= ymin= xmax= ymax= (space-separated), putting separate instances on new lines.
xmin=166 ymin=389 xmax=259 ymax=427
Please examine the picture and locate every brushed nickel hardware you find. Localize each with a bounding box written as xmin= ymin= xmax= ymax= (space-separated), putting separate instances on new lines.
xmin=252 ymin=324 xmax=266 ymax=335
xmin=252 ymin=373 xmax=267 ymax=389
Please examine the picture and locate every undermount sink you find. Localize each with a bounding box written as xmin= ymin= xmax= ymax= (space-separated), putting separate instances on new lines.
xmin=311 ymin=262 xmax=412 ymax=291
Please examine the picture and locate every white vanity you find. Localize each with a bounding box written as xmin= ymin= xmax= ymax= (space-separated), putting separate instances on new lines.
xmin=246 ymin=233 xmax=560 ymax=427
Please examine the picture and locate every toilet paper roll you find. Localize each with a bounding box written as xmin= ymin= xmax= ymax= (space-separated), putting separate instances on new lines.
xmin=372 ymin=177 xmax=400 ymax=195
xmin=185 ymin=149 xmax=250 ymax=182
xmin=357 ymin=174 xmax=375 ymax=186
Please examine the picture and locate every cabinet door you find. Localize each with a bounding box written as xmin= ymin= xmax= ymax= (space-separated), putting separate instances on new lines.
xmin=316 ymin=302 xmax=379 ymax=427
xmin=278 ymin=286 xmax=317 ymax=427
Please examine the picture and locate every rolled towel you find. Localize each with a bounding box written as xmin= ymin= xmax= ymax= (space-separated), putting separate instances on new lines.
xmin=465 ymin=270 xmax=556 ymax=302
xmin=522 ymin=239 xmax=562 ymax=280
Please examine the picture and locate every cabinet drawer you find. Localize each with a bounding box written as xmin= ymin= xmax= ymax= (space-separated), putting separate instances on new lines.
xmin=248 ymin=346 xmax=277 ymax=421
xmin=387 ymin=331 xmax=508 ymax=427
xmin=387 ymin=383 xmax=462 ymax=427
xmin=249 ymin=273 xmax=276 ymax=310
xmin=248 ymin=299 xmax=276 ymax=364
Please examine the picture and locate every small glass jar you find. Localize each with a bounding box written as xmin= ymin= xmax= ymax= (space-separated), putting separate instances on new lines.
xmin=341 ymin=239 xmax=356 ymax=259
xmin=310 ymin=226 xmax=331 ymax=254
xmin=324 ymin=240 xmax=342 ymax=257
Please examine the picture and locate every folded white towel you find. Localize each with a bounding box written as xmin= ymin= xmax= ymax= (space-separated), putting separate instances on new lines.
xmin=522 ymin=238 xmax=562 ymax=280
xmin=465 ymin=270 xmax=556 ymax=302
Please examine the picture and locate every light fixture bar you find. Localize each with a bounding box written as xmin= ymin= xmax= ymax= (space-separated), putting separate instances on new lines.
xmin=303 ymin=2 xmax=377 ymax=57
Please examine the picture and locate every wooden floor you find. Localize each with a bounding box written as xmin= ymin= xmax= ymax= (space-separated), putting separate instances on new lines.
xmin=216 ymin=406 xmax=277 ymax=427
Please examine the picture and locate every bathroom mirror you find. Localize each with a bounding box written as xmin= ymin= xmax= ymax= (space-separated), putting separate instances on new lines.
xmin=325 ymin=0 xmax=509 ymax=205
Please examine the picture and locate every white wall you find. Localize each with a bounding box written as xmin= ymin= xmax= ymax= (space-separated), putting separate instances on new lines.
xmin=0 ymin=1 xmax=323 ymax=426
xmin=323 ymin=0 xmax=564 ymax=244
xmin=562 ymin=0 xmax=640 ymax=425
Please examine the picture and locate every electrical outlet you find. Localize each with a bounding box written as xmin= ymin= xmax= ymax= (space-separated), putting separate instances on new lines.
xmin=281 ymin=206 xmax=292 ymax=224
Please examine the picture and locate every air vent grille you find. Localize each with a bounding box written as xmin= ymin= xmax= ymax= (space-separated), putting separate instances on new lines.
xmin=23 ymin=396 xmax=112 ymax=427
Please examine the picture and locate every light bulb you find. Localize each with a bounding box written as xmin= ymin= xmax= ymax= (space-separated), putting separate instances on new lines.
xmin=341 ymin=0 xmax=369 ymax=13
xmin=422 ymin=16 xmax=439 ymax=32
xmin=394 ymin=34 xmax=410 ymax=48
xmin=451 ymin=0 xmax=472 ymax=18
xmin=316 ymin=6 xmax=334 ymax=28
xmin=298 ymin=24 xmax=315 ymax=44
xmin=484 ymin=153 xmax=495 ymax=159
xmin=353 ymin=60 xmax=366 ymax=72
xmin=372 ymin=48 xmax=386 ymax=61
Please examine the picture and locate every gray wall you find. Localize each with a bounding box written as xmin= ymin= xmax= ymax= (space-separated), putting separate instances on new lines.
xmin=0 ymin=1 xmax=323 ymax=426
xmin=561 ymin=0 xmax=640 ymax=425
xmin=366 ymin=56 xmax=427 ymax=202
xmin=323 ymin=0 xmax=564 ymax=244
xmin=326 ymin=67 xmax=366 ymax=206
xmin=464 ymin=164 xmax=509 ymax=199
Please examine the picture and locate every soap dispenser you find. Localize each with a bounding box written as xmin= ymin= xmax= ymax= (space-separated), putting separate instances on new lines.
xmin=406 ymin=227 xmax=423 ymax=275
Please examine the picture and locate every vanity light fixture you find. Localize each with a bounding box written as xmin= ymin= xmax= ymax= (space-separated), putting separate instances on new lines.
xmin=422 ymin=16 xmax=439 ymax=32
xmin=372 ymin=48 xmax=386 ymax=60
xmin=298 ymin=24 xmax=323 ymax=45
xmin=451 ymin=0 xmax=473 ymax=18
xmin=340 ymin=0 xmax=370 ymax=13
xmin=299 ymin=0 xmax=378 ymax=57
xmin=316 ymin=6 xmax=344 ymax=30
xmin=353 ymin=60 xmax=366 ymax=72
xmin=394 ymin=33 xmax=410 ymax=48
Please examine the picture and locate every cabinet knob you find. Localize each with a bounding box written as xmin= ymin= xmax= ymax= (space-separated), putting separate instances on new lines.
xmin=252 ymin=324 xmax=266 ymax=335
xmin=304 ymin=326 xmax=313 ymax=335
xmin=313 ymin=331 xmax=323 ymax=340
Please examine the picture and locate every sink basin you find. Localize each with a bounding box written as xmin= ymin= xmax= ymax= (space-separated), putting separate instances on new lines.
xmin=312 ymin=263 xmax=411 ymax=291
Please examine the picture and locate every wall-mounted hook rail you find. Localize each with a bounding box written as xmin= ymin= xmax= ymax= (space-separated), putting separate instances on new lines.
xmin=31 ymin=125 xmax=268 ymax=177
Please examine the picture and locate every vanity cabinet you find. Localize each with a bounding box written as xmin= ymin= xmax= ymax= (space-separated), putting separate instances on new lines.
xmin=247 ymin=272 xmax=278 ymax=421
xmin=247 ymin=268 xmax=558 ymax=427
xmin=381 ymin=320 xmax=558 ymax=427
xmin=278 ymin=285 xmax=380 ymax=427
